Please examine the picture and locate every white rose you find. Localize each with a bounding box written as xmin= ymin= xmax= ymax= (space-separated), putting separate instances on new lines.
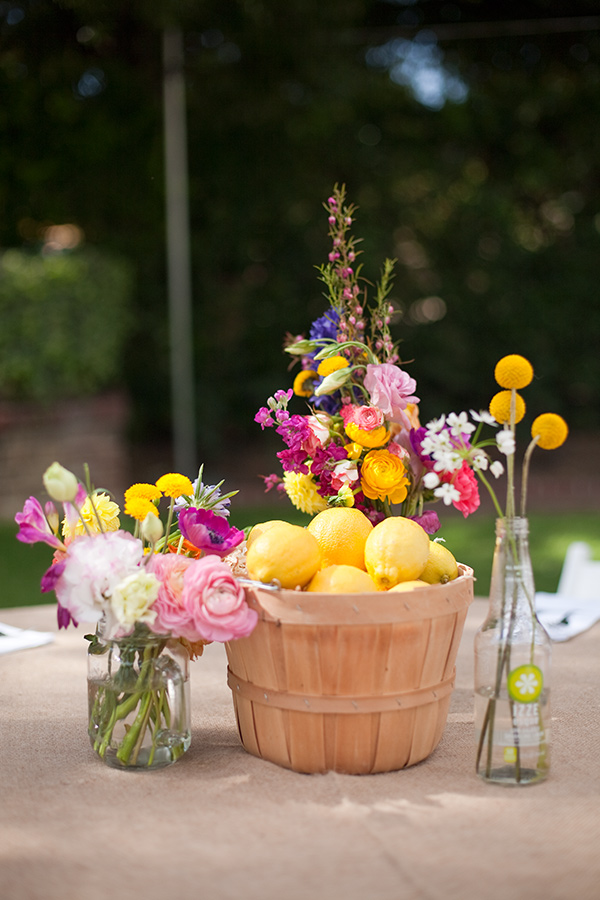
xmin=110 ymin=571 xmax=160 ymax=628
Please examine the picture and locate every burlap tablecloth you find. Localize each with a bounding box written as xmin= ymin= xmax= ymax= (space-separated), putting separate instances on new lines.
xmin=1 ymin=602 xmax=599 ymax=900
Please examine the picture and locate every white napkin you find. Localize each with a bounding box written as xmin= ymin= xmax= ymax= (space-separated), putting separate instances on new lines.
xmin=535 ymin=593 xmax=600 ymax=643
xmin=0 ymin=621 xmax=55 ymax=655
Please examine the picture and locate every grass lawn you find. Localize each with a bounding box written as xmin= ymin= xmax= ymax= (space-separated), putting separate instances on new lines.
xmin=3 ymin=509 xmax=599 ymax=610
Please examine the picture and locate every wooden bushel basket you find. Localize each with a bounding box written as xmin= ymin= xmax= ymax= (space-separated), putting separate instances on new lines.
xmin=225 ymin=565 xmax=474 ymax=774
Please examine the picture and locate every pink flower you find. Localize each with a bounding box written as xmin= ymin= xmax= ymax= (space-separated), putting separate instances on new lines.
xmin=301 ymin=415 xmax=330 ymax=456
xmin=448 ymin=462 xmax=480 ymax=517
xmin=15 ymin=497 xmax=63 ymax=549
xmin=182 ymin=556 xmax=258 ymax=642
xmin=353 ymin=406 xmax=385 ymax=430
xmin=340 ymin=403 xmax=358 ymax=424
xmin=178 ymin=508 xmax=244 ymax=557
xmin=147 ymin=553 xmax=198 ymax=640
xmin=364 ymin=364 xmax=419 ymax=426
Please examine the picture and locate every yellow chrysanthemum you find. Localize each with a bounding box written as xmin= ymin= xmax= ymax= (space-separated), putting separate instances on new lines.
xmin=345 ymin=442 xmax=363 ymax=461
xmin=124 ymin=482 xmax=162 ymax=503
xmin=283 ymin=471 xmax=328 ymax=515
xmin=125 ymin=496 xmax=161 ymax=522
xmin=489 ymin=390 xmax=526 ymax=425
xmin=62 ymin=492 xmax=121 ymax=539
xmin=531 ymin=413 xmax=569 ymax=450
xmin=293 ymin=369 xmax=318 ymax=397
xmin=155 ymin=473 xmax=194 ymax=498
xmin=317 ymin=356 xmax=349 ymax=378
xmin=494 ymin=355 xmax=534 ymax=390
xmin=345 ymin=421 xmax=390 ymax=448
xmin=360 ymin=449 xmax=410 ymax=505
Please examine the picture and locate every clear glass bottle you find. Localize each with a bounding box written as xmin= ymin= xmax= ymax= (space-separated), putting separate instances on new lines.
xmin=474 ymin=517 xmax=551 ymax=785
xmin=87 ymin=628 xmax=191 ymax=770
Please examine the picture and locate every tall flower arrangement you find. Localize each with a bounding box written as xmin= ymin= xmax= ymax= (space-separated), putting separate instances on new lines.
xmin=256 ymin=185 xmax=512 ymax=533
xmin=15 ymin=462 xmax=257 ymax=766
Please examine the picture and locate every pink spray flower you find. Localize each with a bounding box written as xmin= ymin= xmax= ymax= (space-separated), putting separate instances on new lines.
xmin=364 ymin=364 xmax=419 ymax=426
xmin=147 ymin=553 xmax=198 ymax=640
xmin=182 ymin=556 xmax=258 ymax=642
xmin=15 ymin=497 xmax=64 ymax=549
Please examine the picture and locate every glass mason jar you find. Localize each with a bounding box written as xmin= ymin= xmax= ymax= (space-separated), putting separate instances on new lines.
xmin=87 ymin=628 xmax=191 ymax=770
xmin=474 ymin=517 xmax=552 ymax=785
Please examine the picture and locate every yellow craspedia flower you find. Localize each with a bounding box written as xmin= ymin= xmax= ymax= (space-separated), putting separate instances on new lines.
xmin=494 ymin=355 xmax=534 ymax=389
xmin=125 ymin=496 xmax=161 ymax=522
xmin=155 ymin=473 xmax=194 ymax=498
xmin=62 ymin=492 xmax=120 ymax=539
xmin=283 ymin=471 xmax=328 ymax=515
xmin=125 ymin=482 xmax=162 ymax=503
xmin=293 ymin=369 xmax=318 ymax=397
xmin=345 ymin=422 xmax=390 ymax=448
xmin=489 ymin=390 xmax=526 ymax=425
xmin=317 ymin=356 xmax=349 ymax=378
xmin=531 ymin=413 xmax=569 ymax=450
xmin=360 ymin=449 xmax=410 ymax=505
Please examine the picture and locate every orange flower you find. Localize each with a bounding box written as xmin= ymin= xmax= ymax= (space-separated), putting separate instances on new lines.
xmin=360 ymin=449 xmax=410 ymax=504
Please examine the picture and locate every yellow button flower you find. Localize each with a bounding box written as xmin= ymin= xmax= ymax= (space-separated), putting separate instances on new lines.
xmin=494 ymin=354 xmax=534 ymax=389
xmin=360 ymin=449 xmax=410 ymax=504
xmin=125 ymin=496 xmax=160 ymax=523
xmin=531 ymin=413 xmax=568 ymax=450
xmin=489 ymin=390 xmax=526 ymax=425
xmin=155 ymin=473 xmax=194 ymax=498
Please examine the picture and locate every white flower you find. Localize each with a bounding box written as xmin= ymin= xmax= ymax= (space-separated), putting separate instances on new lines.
xmin=422 ymin=471 xmax=441 ymax=489
xmin=496 ymin=429 xmax=516 ymax=456
xmin=433 ymin=450 xmax=463 ymax=473
xmin=43 ymin=462 xmax=79 ymax=503
xmin=434 ymin=483 xmax=461 ymax=506
xmin=490 ymin=460 xmax=505 ymax=479
xmin=446 ymin=411 xmax=476 ymax=437
xmin=424 ymin=414 xmax=446 ymax=434
xmin=110 ymin=571 xmax=159 ymax=629
xmin=471 ymin=452 xmax=489 ymax=471
xmin=470 ymin=409 xmax=498 ymax=427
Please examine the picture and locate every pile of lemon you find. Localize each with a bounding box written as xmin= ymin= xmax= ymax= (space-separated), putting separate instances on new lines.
xmin=245 ymin=507 xmax=459 ymax=594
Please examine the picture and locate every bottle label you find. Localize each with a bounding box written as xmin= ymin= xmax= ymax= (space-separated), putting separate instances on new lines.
xmin=507 ymin=664 xmax=544 ymax=703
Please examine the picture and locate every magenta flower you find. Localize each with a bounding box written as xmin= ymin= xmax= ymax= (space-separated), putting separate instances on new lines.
xmin=182 ymin=555 xmax=258 ymax=642
xmin=15 ymin=497 xmax=64 ymax=549
xmin=408 ymin=510 xmax=441 ymax=535
xmin=178 ymin=507 xmax=244 ymax=558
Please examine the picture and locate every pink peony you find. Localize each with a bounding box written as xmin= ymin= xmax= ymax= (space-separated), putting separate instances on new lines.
xmin=147 ymin=553 xmax=198 ymax=640
xmin=182 ymin=556 xmax=258 ymax=642
xmin=449 ymin=463 xmax=480 ymax=517
xmin=363 ymin=364 xmax=419 ymax=425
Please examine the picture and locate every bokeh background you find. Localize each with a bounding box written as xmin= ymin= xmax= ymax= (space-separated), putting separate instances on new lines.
xmin=1 ymin=0 xmax=599 ymax=520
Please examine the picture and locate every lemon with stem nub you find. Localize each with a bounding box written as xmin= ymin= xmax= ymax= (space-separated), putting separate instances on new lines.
xmin=306 ymin=565 xmax=378 ymax=593
xmin=246 ymin=523 xmax=321 ymax=589
xmin=246 ymin=519 xmax=291 ymax=549
xmin=364 ymin=516 xmax=430 ymax=590
xmin=419 ymin=541 xmax=459 ymax=584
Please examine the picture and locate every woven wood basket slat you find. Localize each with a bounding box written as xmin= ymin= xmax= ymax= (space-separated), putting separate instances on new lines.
xmin=226 ymin=565 xmax=473 ymax=774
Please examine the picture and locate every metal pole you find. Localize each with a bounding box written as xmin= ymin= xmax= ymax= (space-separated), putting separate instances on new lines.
xmin=162 ymin=27 xmax=196 ymax=476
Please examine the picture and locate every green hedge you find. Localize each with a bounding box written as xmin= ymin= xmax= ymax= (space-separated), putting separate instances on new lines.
xmin=0 ymin=247 xmax=133 ymax=402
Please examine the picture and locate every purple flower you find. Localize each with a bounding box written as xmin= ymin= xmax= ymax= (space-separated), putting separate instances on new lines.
xmin=309 ymin=308 xmax=339 ymax=343
xmin=15 ymin=497 xmax=64 ymax=549
xmin=408 ymin=510 xmax=441 ymax=535
xmin=41 ymin=558 xmax=66 ymax=593
xmin=178 ymin=507 xmax=244 ymax=558
xmin=57 ymin=602 xmax=78 ymax=630
xmin=277 ymin=448 xmax=309 ymax=473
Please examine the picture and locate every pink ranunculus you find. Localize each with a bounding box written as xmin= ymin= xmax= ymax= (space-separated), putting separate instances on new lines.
xmin=15 ymin=497 xmax=64 ymax=549
xmin=450 ymin=463 xmax=480 ymax=517
xmin=353 ymin=405 xmax=385 ymax=430
xmin=147 ymin=553 xmax=198 ymax=640
xmin=330 ymin=459 xmax=359 ymax=492
xmin=182 ymin=556 xmax=258 ymax=643
xmin=302 ymin=415 xmax=331 ymax=456
xmin=363 ymin=364 xmax=419 ymax=425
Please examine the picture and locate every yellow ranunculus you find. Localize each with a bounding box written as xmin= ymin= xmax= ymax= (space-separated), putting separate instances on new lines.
xmin=360 ymin=449 xmax=410 ymax=505
xmin=345 ymin=422 xmax=390 ymax=448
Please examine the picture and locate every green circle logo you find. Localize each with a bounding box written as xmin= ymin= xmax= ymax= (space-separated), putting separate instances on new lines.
xmin=507 ymin=664 xmax=543 ymax=703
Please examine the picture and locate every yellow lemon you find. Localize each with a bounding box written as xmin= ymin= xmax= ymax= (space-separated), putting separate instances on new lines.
xmin=306 ymin=506 xmax=373 ymax=570
xmin=387 ymin=580 xmax=429 ymax=593
xmin=246 ymin=523 xmax=321 ymax=589
xmin=364 ymin=516 xmax=430 ymax=590
xmin=246 ymin=519 xmax=291 ymax=549
xmin=306 ymin=564 xmax=378 ymax=594
xmin=419 ymin=540 xmax=459 ymax=584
